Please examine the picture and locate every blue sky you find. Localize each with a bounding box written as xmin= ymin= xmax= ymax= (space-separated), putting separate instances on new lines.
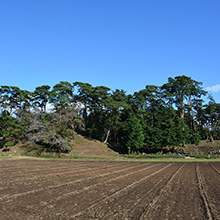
xmin=1 ymin=0 xmax=220 ymax=103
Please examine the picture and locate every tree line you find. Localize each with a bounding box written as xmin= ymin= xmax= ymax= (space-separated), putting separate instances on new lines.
xmin=0 ymin=75 xmax=220 ymax=154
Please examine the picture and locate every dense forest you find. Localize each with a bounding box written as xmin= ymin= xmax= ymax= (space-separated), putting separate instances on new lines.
xmin=0 ymin=75 xmax=220 ymax=154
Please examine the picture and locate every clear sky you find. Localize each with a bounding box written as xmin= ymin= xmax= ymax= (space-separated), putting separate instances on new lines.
xmin=1 ymin=0 xmax=220 ymax=103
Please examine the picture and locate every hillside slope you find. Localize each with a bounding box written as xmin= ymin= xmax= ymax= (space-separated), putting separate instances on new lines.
xmin=0 ymin=134 xmax=119 ymax=158
xmin=70 ymin=134 xmax=119 ymax=158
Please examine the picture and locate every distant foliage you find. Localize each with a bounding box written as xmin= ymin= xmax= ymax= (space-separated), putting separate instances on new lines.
xmin=0 ymin=75 xmax=219 ymax=153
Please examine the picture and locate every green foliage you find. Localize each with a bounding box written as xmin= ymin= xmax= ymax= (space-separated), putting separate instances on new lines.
xmin=189 ymin=133 xmax=201 ymax=145
xmin=33 ymin=85 xmax=51 ymax=112
xmin=4 ymin=141 xmax=14 ymax=147
xmin=121 ymin=113 xmax=145 ymax=153
xmin=0 ymin=113 xmax=25 ymax=147
xmin=50 ymin=81 xmax=74 ymax=113
xmin=0 ymin=75 xmax=217 ymax=155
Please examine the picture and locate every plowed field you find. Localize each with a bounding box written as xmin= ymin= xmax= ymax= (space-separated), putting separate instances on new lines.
xmin=0 ymin=159 xmax=220 ymax=220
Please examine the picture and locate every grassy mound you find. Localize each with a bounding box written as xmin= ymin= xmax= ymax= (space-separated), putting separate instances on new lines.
xmin=0 ymin=134 xmax=119 ymax=159
xmin=70 ymin=134 xmax=119 ymax=158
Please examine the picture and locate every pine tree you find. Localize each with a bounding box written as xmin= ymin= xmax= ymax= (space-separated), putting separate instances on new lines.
xmin=122 ymin=113 xmax=145 ymax=154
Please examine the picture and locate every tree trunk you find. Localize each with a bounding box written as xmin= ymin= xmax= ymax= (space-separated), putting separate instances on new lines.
xmin=103 ymin=113 xmax=112 ymax=144
xmin=212 ymin=113 xmax=219 ymax=140
xmin=4 ymin=108 xmax=8 ymax=116
xmin=44 ymin=104 xmax=46 ymax=113
xmin=179 ymin=98 xmax=185 ymax=131
xmin=180 ymin=101 xmax=184 ymax=119
xmin=71 ymin=123 xmax=75 ymax=140
xmin=103 ymin=130 xmax=110 ymax=144
xmin=188 ymin=95 xmax=195 ymax=133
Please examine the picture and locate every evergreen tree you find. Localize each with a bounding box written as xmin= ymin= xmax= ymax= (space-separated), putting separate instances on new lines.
xmin=50 ymin=81 xmax=74 ymax=116
xmin=0 ymin=113 xmax=24 ymax=147
xmin=33 ymin=85 xmax=51 ymax=113
xmin=103 ymin=89 xmax=127 ymax=144
xmin=121 ymin=113 xmax=145 ymax=154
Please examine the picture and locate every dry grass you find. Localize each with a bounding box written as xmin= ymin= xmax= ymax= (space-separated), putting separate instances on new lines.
xmin=70 ymin=134 xmax=119 ymax=158
xmin=185 ymin=140 xmax=220 ymax=153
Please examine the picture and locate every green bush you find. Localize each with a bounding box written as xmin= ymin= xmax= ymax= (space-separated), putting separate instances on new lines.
xmin=4 ymin=141 xmax=14 ymax=147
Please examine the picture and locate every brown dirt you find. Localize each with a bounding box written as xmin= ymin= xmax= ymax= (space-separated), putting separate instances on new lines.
xmin=0 ymin=159 xmax=220 ymax=220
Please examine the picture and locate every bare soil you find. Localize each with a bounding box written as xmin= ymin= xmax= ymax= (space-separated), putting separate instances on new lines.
xmin=0 ymin=159 xmax=219 ymax=220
